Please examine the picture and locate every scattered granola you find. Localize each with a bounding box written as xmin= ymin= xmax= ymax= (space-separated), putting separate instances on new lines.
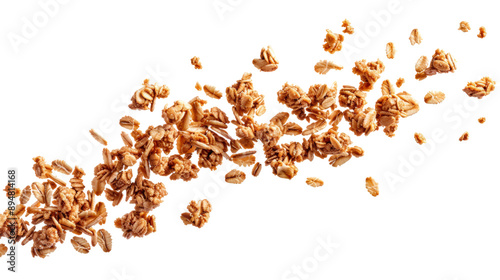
xmin=396 ymin=78 xmax=405 ymax=88
xmin=415 ymin=56 xmax=428 ymax=73
xmin=252 ymin=46 xmax=279 ymax=72
xmin=458 ymin=21 xmax=471 ymax=32
xmin=323 ymin=29 xmax=344 ymax=54
xmin=341 ymin=19 xmax=354 ymax=34
xmin=180 ymin=199 xmax=212 ymax=228
xmin=386 ymin=42 xmax=395 ymax=59
xmin=306 ymin=177 xmax=324 ymax=187
xmin=365 ymin=177 xmax=379 ymax=197
xmin=459 ymin=132 xmax=469 ymax=141
xmin=314 ymin=60 xmax=343 ymax=74
xmin=225 ymin=170 xmax=246 ymax=184
xmin=352 ymin=59 xmax=385 ymax=91
xmin=463 ymin=77 xmax=496 ymax=99
xmin=414 ymin=133 xmax=426 ymax=145
xmin=478 ymin=26 xmax=487 ymax=38
xmin=191 ymin=56 xmax=202 ymax=69
xmin=478 ymin=117 xmax=486 ymax=124
xmin=424 ymin=91 xmax=446 ymax=104
xmin=409 ymin=28 xmax=422 ymax=45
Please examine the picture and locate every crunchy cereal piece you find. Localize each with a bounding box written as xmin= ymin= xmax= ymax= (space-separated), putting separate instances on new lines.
xmin=308 ymin=83 xmax=337 ymax=111
xmin=129 ymin=79 xmax=170 ymax=112
xmin=96 ymin=229 xmax=112 ymax=253
xmin=203 ymin=85 xmax=223 ymax=99
xmin=306 ymin=177 xmax=324 ymax=187
xmin=225 ymin=170 xmax=246 ymax=184
xmin=416 ymin=49 xmax=456 ymax=80
xmin=341 ymin=19 xmax=354 ymax=34
xmin=478 ymin=26 xmax=487 ymax=38
xmin=31 ymin=226 xmax=60 ymax=258
xmin=252 ymin=46 xmax=279 ymax=72
xmin=409 ymin=28 xmax=422 ymax=45
xmin=20 ymin=185 xmax=31 ymax=204
xmin=180 ymin=199 xmax=212 ymax=228
xmin=195 ymin=82 xmax=202 ymax=91
xmin=71 ymin=236 xmax=91 ymax=254
xmin=191 ymin=56 xmax=202 ymax=69
xmin=352 ymin=59 xmax=385 ymax=91
xmin=119 ymin=116 xmax=140 ymax=130
xmin=114 ymin=211 xmax=156 ymax=239
xmin=338 ymin=85 xmax=367 ymax=110
xmin=343 ymin=107 xmax=377 ymax=136
xmin=414 ymin=133 xmax=426 ymax=145
xmin=365 ymin=177 xmax=379 ymax=197
xmin=32 ymin=156 xmax=53 ymax=179
xmin=463 ymin=77 xmax=495 ymax=99
xmin=424 ymin=91 xmax=446 ymax=104
xmin=51 ymin=160 xmax=72 ymax=175
xmin=458 ymin=21 xmax=471 ymax=32
xmin=162 ymin=101 xmax=192 ymax=131
xmin=0 ymin=244 xmax=7 ymax=257
xmin=478 ymin=117 xmax=486 ymax=124
xmin=323 ymin=29 xmax=344 ymax=54
xmin=89 ymin=129 xmax=108 ymax=146
xmin=251 ymin=162 xmax=262 ymax=177
xmin=386 ymin=42 xmax=395 ymax=59
xmin=396 ymin=78 xmax=405 ymax=88
xmin=459 ymin=132 xmax=469 ymax=141
xmin=415 ymin=56 xmax=429 ymax=73
xmin=314 ymin=60 xmax=343 ymax=74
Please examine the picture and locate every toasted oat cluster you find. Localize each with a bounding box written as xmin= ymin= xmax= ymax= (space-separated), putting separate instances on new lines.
xmin=478 ymin=27 xmax=487 ymax=38
xmin=323 ymin=29 xmax=344 ymax=54
xmin=415 ymin=49 xmax=456 ymax=80
xmin=396 ymin=78 xmax=405 ymax=88
xmin=458 ymin=21 xmax=471 ymax=32
xmin=478 ymin=117 xmax=486 ymax=124
xmin=463 ymin=77 xmax=496 ymax=99
xmin=414 ymin=133 xmax=426 ymax=145
xmin=180 ymin=199 xmax=212 ymax=228
xmin=115 ymin=211 xmax=156 ymax=238
xmin=343 ymin=107 xmax=377 ymax=136
xmin=191 ymin=56 xmax=202 ymax=69
xmin=459 ymin=132 xmax=469 ymax=141
xmin=129 ymin=79 xmax=170 ymax=111
xmin=409 ymin=29 xmax=422 ymax=45
xmin=341 ymin=19 xmax=354 ymax=34
xmin=253 ymin=46 xmax=279 ymax=72
xmin=314 ymin=60 xmax=343 ymax=74
xmin=352 ymin=59 xmax=385 ymax=91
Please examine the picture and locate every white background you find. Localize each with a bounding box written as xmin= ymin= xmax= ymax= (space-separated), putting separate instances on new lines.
xmin=1 ymin=0 xmax=499 ymax=279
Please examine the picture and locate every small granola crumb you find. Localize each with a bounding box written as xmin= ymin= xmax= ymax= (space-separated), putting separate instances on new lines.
xmin=463 ymin=77 xmax=496 ymax=99
xmin=458 ymin=21 xmax=471 ymax=32
xmin=225 ymin=170 xmax=246 ymax=184
xmin=414 ymin=133 xmax=426 ymax=145
xmin=409 ymin=29 xmax=422 ymax=45
xmin=386 ymin=42 xmax=395 ymax=59
xmin=252 ymin=46 xmax=279 ymax=72
xmin=341 ymin=19 xmax=354 ymax=34
xmin=89 ymin=129 xmax=107 ymax=146
xmin=478 ymin=26 xmax=487 ymax=38
xmin=314 ymin=60 xmax=343 ymax=74
xmin=323 ymin=29 xmax=344 ymax=54
xmin=195 ymin=82 xmax=202 ymax=91
xmin=306 ymin=177 xmax=324 ymax=187
xmin=191 ymin=56 xmax=202 ymax=69
xmin=365 ymin=177 xmax=379 ymax=197
xmin=424 ymin=91 xmax=446 ymax=104
xmin=396 ymin=78 xmax=405 ymax=88
xmin=459 ymin=132 xmax=469 ymax=141
xmin=180 ymin=199 xmax=212 ymax=228
xmin=478 ymin=117 xmax=486 ymax=124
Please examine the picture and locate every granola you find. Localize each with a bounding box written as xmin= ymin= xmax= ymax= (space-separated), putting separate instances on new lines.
xmin=0 ymin=244 xmax=7 ymax=257
xmin=396 ymin=78 xmax=405 ymax=88
xmin=463 ymin=77 xmax=495 ymax=99
xmin=478 ymin=117 xmax=486 ymax=124
xmin=352 ymin=59 xmax=385 ymax=91
xmin=341 ymin=19 xmax=354 ymax=34
xmin=195 ymin=82 xmax=202 ymax=91
xmin=253 ymin=46 xmax=279 ymax=72
xmin=89 ymin=129 xmax=108 ymax=146
xmin=365 ymin=177 xmax=379 ymax=197
xmin=386 ymin=42 xmax=395 ymax=59
xmin=409 ymin=28 xmax=422 ymax=45
xmin=415 ymin=49 xmax=456 ymax=80
xmin=306 ymin=177 xmax=324 ymax=187
xmin=459 ymin=132 xmax=469 ymax=141
xmin=458 ymin=21 xmax=471 ymax=32
xmin=191 ymin=56 xmax=202 ymax=69
xmin=114 ymin=211 xmax=156 ymax=239
xmin=424 ymin=91 xmax=445 ymax=104
xmin=203 ymin=85 xmax=223 ymax=99
xmin=414 ymin=133 xmax=426 ymax=145
xmin=478 ymin=26 xmax=486 ymax=38
xmin=314 ymin=60 xmax=343 ymax=74
xmin=119 ymin=116 xmax=140 ymax=130
xmin=251 ymin=162 xmax=262 ymax=177
xmin=71 ymin=236 xmax=91 ymax=254
xmin=180 ymin=199 xmax=212 ymax=228
xmin=323 ymin=29 xmax=344 ymax=54
xmin=225 ymin=170 xmax=246 ymax=184
xmin=129 ymin=79 xmax=170 ymax=112
xmin=97 ymin=229 xmax=112 ymax=253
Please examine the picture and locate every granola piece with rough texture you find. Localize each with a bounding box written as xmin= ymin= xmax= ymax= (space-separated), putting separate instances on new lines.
xmin=339 ymin=85 xmax=367 ymax=110
xmin=31 ymin=225 xmax=60 ymax=258
xmin=459 ymin=132 xmax=469 ymax=141
xmin=19 ymin=185 xmax=31 ymax=204
xmin=424 ymin=91 xmax=446 ymax=104
xmin=277 ymin=83 xmax=311 ymax=121
xmin=478 ymin=26 xmax=486 ymax=38
xmin=191 ymin=56 xmax=202 ymax=69
xmin=195 ymin=82 xmax=202 ymax=91
xmin=226 ymin=73 xmax=266 ymax=118
xmin=203 ymin=85 xmax=223 ymax=99
xmin=478 ymin=117 xmax=486 ymax=124
xmin=308 ymin=83 xmax=337 ymax=111
xmin=458 ymin=21 xmax=471 ymax=32
xmin=416 ymin=49 xmax=456 ymax=80
xmin=162 ymin=101 xmax=192 ymax=131
xmin=386 ymin=42 xmax=395 ymax=59
xmin=396 ymin=78 xmax=405 ymax=88
xmin=343 ymin=107 xmax=377 ymax=136
xmin=409 ymin=29 xmax=422 ymax=45
xmin=252 ymin=46 xmax=279 ymax=72
xmin=129 ymin=79 xmax=170 ymax=112
xmin=225 ymin=170 xmax=246 ymax=184
xmin=414 ymin=133 xmax=426 ymax=145
xmin=365 ymin=177 xmax=379 ymax=197
xmin=32 ymin=156 xmax=53 ymax=179
xmin=231 ymin=151 xmax=256 ymax=167
xmin=463 ymin=77 xmax=495 ymax=99
xmin=180 ymin=199 xmax=211 ymax=228
xmin=323 ymin=29 xmax=344 ymax=54
xmin=127 ymin=179 xmax=167 ymax=212
xmin=165 ymin=154 xmax=200 ymax=181
xmin=341 ymin=19 xmax=354 ymax=34
xmin=415 ymin=56 xmax=429 ymax=73
xmin=314 ymin=60 xmax=343 ymax=74
xmin=89 ymin=129 xmax=108 ymax=146
xmin=115 ymin=211 xmax=156 ymax=239
xmin=306 ymin=177 xmax=324 ymax=187
xmin=352 ymin=59 xmax=385 ymax=91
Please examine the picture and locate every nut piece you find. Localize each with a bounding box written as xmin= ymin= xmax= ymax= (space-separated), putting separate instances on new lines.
xmin=306 ymin=177 xmax=324 ymax=187
xmin=478 ymin=117 xmax=486 ymax=124
xmin=414 ymin=133 xmax=426 ymax=145
xmin=463 ymin=77 xmax=495 ymax=99
xmin=459 ymin=132 xmax=469 ymax=141
xmin=203 ymin=85 xmax=223 ymax=99
xmin=314 ymin=60 xmax=343 ymax=74
xmin=323 ymin=29 xmax=344 ymax=54
xmin=51 ymin=160 xmax=73 ymax=175
xmin=180 ymin=199 xmax=212 ymax=228
xmin=424 ymin=91 xmax=446 ymax=104
xmin=341 ymin=19 xmax=354 ymax=34
xmin=478 ymin=26 xmax=487 ymax=38
xmin=386 ymin=42 xmax=395 ymax=59
xmin=191 ymin=56 xmax=202 ymax=69
xmin=252 ymin=46 xmax=279 ymax=72
xmin=365 ymin=177 xmax=379 ymax=197
xmin=352 ymin=59 xmax=385 ymax=91
xmin=89 ymin=129 xmax=107 ymax=146
xmin=71 ymin=236 xmax=91 ymax=254
xmin=119 ymin=116 xmax=140 ymax=130
xmin=251 ymin=162 xmax=262 ymax=177
xmin=396 ymin=78 xmax=405 ymax=88
xmin=96 ymin=229 xmax=112 ymax=253
xmin=225 ymin=169 xmax=246 ymax=184
xmin=409 ymin=28 xmax=422 ymax=45
xmin=458 ymin=21 xmax=471 ymax=32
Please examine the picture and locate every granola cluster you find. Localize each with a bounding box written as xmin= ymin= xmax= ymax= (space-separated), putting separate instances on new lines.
xmin=252 ymin=46 xmax=279 ymax=72
xmin=352 ymin=59 xmax=385 ymax=91
xmin=415 ymin=49 xmax=456 ymax=80
xmin=129 ymin=79 xmax=170 ymax=112
xmin=323 ymin=29 xmax=344 ymax=54
xmin=462 ymin=77 xmax=496 ymax=99
xmin=180 ymin=199 xmax=212 ymax=228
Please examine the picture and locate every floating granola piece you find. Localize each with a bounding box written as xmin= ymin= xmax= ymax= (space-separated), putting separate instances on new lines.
xmin=71 ymin=236 xmax=91 ymax=254
xmin=339 ymin=85 xmax=367 ymax=110
xmin=341 ymin=19 xmax=354 ymax=34
xmin=424 ymin=91 xmax=446 ymax=104
xmin=119 ymin=116 xmax=140 ymax=130
xmin=252 ymin=46 xmax=279 ymax=72
xmin=415 ymin=49 xmax=456 ymax=80
xmin=51 ymin=160 xmax=72 ymax=175
xmin=251 ymin=162 xmax=262 ymax=177
xmin=96 ymin=229 xmax=112 ymax=253
xmin=31 ymin=225 xmax=61 ymax=258
xmin=343 ymin=107 xmax=377 ymax=136
xmin=414 ymin=133 xmax=426 ymax=145
xmin=463 ymin=77 xmax=495 ymax=99
xmin=203 ymin=85 xmax=223 ymax=99
xmin=89 ymin=129 xmax=108 ymax=146
xmin=352 ymin=59 xmax=385 ymax=91
xmin=458 ymin=21 xmax=471 ymax=32
xmin=115 ymin=211 xmax=156 ymax=239
xmin=365 ymin=177 xmax=379 ymax=197
xmin=478 ymin=117 xmax=486 ymax=124
xmin=478 ymin=26 xmax=487 ymax=38
xmin=409 ymin=28 xmax=422 ymax=45
xmin=225 ymin=170 xmax=246 ymax=184
xmin=129 ymin=79 xmax=170 ymax=112
xmin=19 ymin=185 xmax=31 ymax=204
xmin=386 ymin=42 xmax=395 ymax=59
xmin=415 ymin=56 xmax=428 ymax=73
xmin=226 ymin=72 xmax=266 ymax=118
xmin=306 ymin=177 xmax=324 ymax=187
xmin=191 ymin=56 xmax=202 ymax=69
xmin=180 ymin=199 xmax=212 ymax=228
xmin=195 ymin=82 xmax=202 ymax=91
xmin=0 ymin=244 xmax=7 ymax=257
xmin=396 ymin=78 xmax=405 ymax=88
xmin=459 ymin=132 xmax=469 ymax=141
xmin=323 ymin=29 xmax=344 ymax=54
xmin=231 ymin=151 xmax=256 ymax=167
xmin=314 ymin=60 xmax=343 ymax=74
xmin=277 ymin=83 xmax=311 ymax=121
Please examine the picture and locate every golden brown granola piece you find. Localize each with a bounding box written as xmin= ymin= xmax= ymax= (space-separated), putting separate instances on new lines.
xmin=352 ymin=59 xmax=385 ymax=91
xmin=365 ymin=177 xmax=379 ymax=197
xmin=203 ymin=85 xmax=223 ymax=99
xmin=191 ymin=56 xmax=202 ymax=69
xmin=195 ymin=82 xmax=202 ymax=91
xmin=226 ymin=73 xmax=266 ymax=118
xmin=180 ymin=199 xmax=212 ymax=228
xmin=478 ymin=117 xmax=486 ymax=124
xmin=119 ymin=116 xmax=140 ymax=130
xmin=459 ymin=132 xmax=469 ymax=141
xmin=415 ymin=56 xmax=428 ymax=73
xmin=307 ymin=83 xmax=337 ymax=111
xmin=225 ymin=169 xmax=246 ymax=184
xmin=343 ymin=107 xmax=377 ymax=136
xmin=19 ymin=185 xmax=31 ymax=204
xmin=0 ymin=244 xmax=7 ymax=257
xmin=414 ymin=133 xmax=426 ymax=145
xmin=386 ymin=42 xmax=395 ymax=59
xmin=251 ymin=162 xmax=262 ymax=177
xmin=409 ymin=28 xmax=422 ymax=45
xmin=89 ymin=129 xmax=108 ymax=146
xmin=277 ymin=83 xmax=311 ymax=121
xmin=396 ymin=78 xmax=405 ymax=88
xmin=424 ymin=91 xmax=446 ymax=104
xmin=341 ymin=19 xmax=354 ymax=34
xmin=314 ymin=60 xmax=343 ymax=74
xmin=31 ymin=225 xmax=60 ymax=258
xmin=51 ymin=160 xmax=72 ymax=175
xmin=231 ymin=151 xmax=256 ymax=167
xmin=463 ymin=77 xmax=495 ymax=99
xmin=97 ymin=229 xmax=112 ymax=253
xmin=415 ymin=49 xmax=456 ymax=80
xmin=71 ymin=236 xmax=91 ymax=254
xmin=306 ymin=177 xmax=324 ymax=187
xmin=129 ymin=79 xmax=170 ymax=112
xmin=162 ymin=101 xmax=192 ymax=131
xmin=339 ymin=85 xmax=367 ymax=110
xmin=323 ymin=29 xmax=344 ymax=54
xmin=458 ymin=21 xmax=471 ymax=32
xmin=32 ymin=156 xmax=53 ymax=179
xmin=127 ymin=179 xmax=167 ymax=212
xmin=114 ymin=211 xmax=156 ymax=239
xmin=252 ymin=46 xmax=279 ymax=72
xmin=478 ymin=26 xmax=487 ymax=38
